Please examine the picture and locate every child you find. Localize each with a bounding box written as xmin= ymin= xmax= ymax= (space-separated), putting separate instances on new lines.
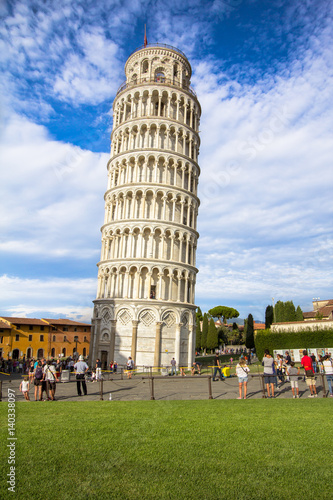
xmin=91 ymin=370 xmax=96 ymax=382
xmin=20 ymin=376 xmax=30 ymax=401
xmin=235 ymin=359 xmax=250 ymax=399
xmin=287 ymin=361 xmax=300 ymax=398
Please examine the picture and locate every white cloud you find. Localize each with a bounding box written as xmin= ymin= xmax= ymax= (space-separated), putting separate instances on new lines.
xmin=0 ymin=275 xmax=95 ymax=322
xmin=0 ymin=114 xmax=107 ymax=258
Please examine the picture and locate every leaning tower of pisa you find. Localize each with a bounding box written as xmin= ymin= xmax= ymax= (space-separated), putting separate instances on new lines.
xmin=90 ymin=43 xmax=201 ymax=370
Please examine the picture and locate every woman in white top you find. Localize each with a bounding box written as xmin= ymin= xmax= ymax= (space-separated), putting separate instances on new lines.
xmin=236 ymin=359 xmax=250 ymax=399
xmin=323 ymin=355 xmax=333 ymax=397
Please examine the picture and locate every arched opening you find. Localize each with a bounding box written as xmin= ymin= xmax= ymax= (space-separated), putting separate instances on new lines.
xmin=37 ymin=348 xmax=44 ymax=359
xmin=12 ymin=348 xmax=20 ymax=360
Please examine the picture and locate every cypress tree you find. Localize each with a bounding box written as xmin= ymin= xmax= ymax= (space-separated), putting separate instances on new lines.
xmin=195 ymin=317 xmax=202 ymax=352
xmin=196 ymin=307 xmax=203 ymax=322
xmin=295 ymin=305 xmax=304 ymax=321
xmin=245 ymin=314 xmax=255 ymax=349
xmin=206 ymin=318 xmax=218 ymax=352
xmin=201 ymin=313 xmax=208 ymax=352
xmin=265 ymin=305 xmax=274 ymax=328
xmin=285 ymin=300 xmax=296 ymax=321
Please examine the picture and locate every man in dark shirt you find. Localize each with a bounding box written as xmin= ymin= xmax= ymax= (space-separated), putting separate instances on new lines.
xmin=213 ymin=353 xmax=224 ymax=381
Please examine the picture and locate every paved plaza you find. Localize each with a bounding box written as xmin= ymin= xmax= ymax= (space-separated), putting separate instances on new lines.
xmin=0 ymin=371 xmax=329 ymax=402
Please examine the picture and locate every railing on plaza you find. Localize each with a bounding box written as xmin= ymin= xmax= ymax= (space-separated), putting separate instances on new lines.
xmin=0 ymin=370 xmax=330 ymax=402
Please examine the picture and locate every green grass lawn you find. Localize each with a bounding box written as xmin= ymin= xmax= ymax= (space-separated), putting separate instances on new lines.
xmin=1 ymin=400 xmax=332 ymax=500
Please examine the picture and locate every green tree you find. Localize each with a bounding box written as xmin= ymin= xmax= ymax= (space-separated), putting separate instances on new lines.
xmin=265 ymin=305 xmax=274 ymax=329
xmin=196 ymin=307 xmax=203 ymax=322
xmin=206 ymin=318 xmax=218 ymax=352
xmin=201 ymin=313 xmax=208 ymax=352
xmin=195 ymin=317 xmax=201 ymax=352
xmin=245 ymin=314 xmax=255 ymax=349
xmin=208 ymin=306 xmax=240 ymax=324
xmin=285 ymin=300 xmax=296 ymax=322
xmin=296 ymin=306 xmax=304 ymax=321
xmin=274 ymin=301 xmax=285 ymax=322
xmin=275 ymin=300 xmax=303 ymax=323
xmin=217 ymin=326 xmax=229 ymax=346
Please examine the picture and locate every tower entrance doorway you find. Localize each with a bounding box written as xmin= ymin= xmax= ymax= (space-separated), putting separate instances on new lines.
xmin=101 ymin=350 xmax=108 ymax=370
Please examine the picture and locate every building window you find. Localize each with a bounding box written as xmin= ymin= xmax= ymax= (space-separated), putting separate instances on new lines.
xmin=52 ymin=335 xmax=56 ymax=342
xmin=29 ymin=325 xmax=33 ymax=331
xmin=52 ymin=327 xmax=56 ymax=331
xmin=15 ymin=334 xmax=19 ymax=341
xmin=74 ymin=327 xmax=77 ymax=332
xmin=40 ymin=335 xmax=44 ymax=342
xmin=62 ymin=348 xmax=66 ymax=356
xmin=41 ymin=326 xmax=44 ymax=331
xmin=83 ymin=348 xmax=86 ymax=356
xmin=63 ymin=327 xmax=68 ymax=332
xmin=63 ymin=336 xmax=67 ymax=342
xmin=84 ymin=336 xmax=87 ymax=342
xmin=51 ymin=348 xmax=55 ymax=357
xmin=29 ymin=335 xmax=32 ymax=341
xmin=0 ymin=336 xmax=3 ymax=344
xmin=84 ymin=328 xmax=87 ymax=332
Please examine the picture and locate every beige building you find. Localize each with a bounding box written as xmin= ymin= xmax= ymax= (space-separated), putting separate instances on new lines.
xmin=271 ymin=299 xmax=333 ymax=333
xmin=0 ymin=317 xmax=91 ymax=360
xmin=90 ymin=43 xmax=201 ymax=369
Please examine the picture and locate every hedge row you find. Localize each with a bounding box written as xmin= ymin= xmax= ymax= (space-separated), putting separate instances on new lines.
xmin=255 ymin=328 xmax=333 ymax=360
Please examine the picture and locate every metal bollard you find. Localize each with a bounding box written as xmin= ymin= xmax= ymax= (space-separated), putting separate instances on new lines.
xmin=320 ymin=373 xmax=327 ymax=398
xmin=208 ymin=376 xmax=213 ymax=399
xmin=100 ymin=378 xmax=104 ymax=400
xmin=150 ymin=376 xmax=155 ymax=400
xmin=261 ymin=374 xmax=266 ymax=398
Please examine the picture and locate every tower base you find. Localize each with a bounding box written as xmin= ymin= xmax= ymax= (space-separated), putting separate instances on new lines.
xmin=89 ymin=299 xmax=196 ymax=370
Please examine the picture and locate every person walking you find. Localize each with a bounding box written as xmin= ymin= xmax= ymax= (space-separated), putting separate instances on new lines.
xmin=213 ymin=353 xmax=224 ymax=381
xmin=95 ymin=358 xmax=102 ymax=380
xmin=74 ymin=355 xmax=89 ymax=396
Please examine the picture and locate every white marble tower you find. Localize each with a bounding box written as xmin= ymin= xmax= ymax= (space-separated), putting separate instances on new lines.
xmin=90 ymin=43 xmax=201 ymax=369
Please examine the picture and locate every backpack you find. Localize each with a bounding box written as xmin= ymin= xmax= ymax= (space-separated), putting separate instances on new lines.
xmin=35 ymin=367 xmax=43 ymax=380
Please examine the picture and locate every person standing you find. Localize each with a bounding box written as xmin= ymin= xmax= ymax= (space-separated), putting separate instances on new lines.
xmin=20 ymin=376 xmax=30 ymax=401
xmin=34 ymin=361 xmax=43 ymax=401
xmin=301 ymin=350 xmax=317 ymax=398
xmin=286 ymin=361 xmax=300 ymax=398
xmin=262 ymin=349 xmax=275 ymax=398
xmin=323 ymin=355 xmax=333 ymax=397
xmin=74 ymin=355 xmax=89 ymax=396
xmin=96 ymin=358 xmax=102 ymax=380
xmin=44 ymin=360 xmax=59 ymax=401
xmin=213 ymin=353 xmax=224 ymax=381
xmin=170 ymin=358 xmax=177 ymax=376
xmin=236 ymin=359 xmax=250 ymax=399
xmin=126 ymin=356 xmax=134 ymax=379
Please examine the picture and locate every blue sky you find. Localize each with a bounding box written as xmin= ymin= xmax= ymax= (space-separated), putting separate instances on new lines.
xmin=0 ymin=0 xmax=332 ymax=322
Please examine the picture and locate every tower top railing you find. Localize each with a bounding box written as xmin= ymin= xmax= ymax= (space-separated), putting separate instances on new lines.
xmin=128 ymin=43 xmax=188 ymax=60
xmin=116 ymin=76 xmax=197 ymax=98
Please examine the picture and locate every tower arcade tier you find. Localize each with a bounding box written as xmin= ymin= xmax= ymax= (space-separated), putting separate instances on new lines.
xmin=90 ymin=43 xmax=201 ymax=370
